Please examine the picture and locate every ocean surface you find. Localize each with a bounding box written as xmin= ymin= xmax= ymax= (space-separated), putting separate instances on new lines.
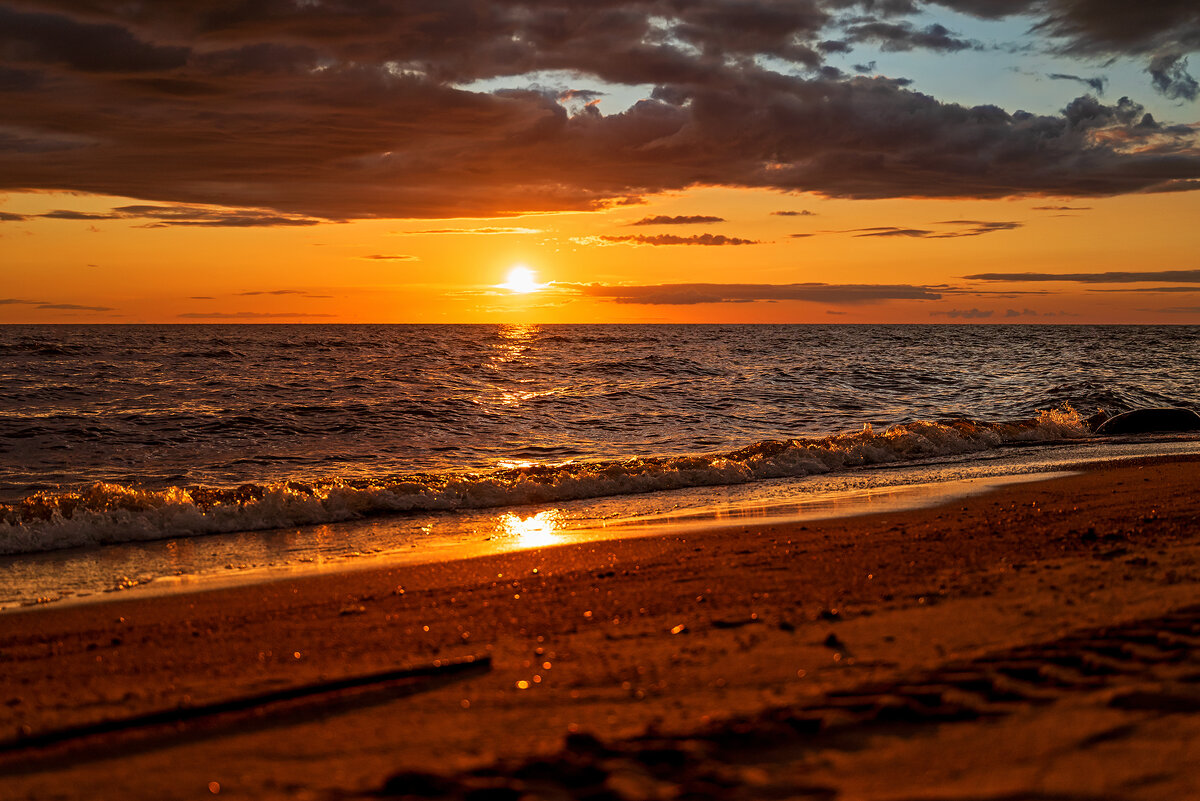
xmin=2 ymin=324 xmax=1199 ymax=607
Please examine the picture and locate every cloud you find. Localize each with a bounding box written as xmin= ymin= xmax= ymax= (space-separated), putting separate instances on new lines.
xmin=1087 ymin=286 xmax=1200 ymax=292
xmin=1047 ymin=73 xmax=1107 ymax=94
xmin=177 ymin=312 xmax=338 ymax=319
xmin=964 ymin=269 xmax=1200 ymax=283
xmin=931 ymin=0 xmax=1200 ymax=97
xmin=932 ymin=308 xmax=994 ymax=318
xmin=629 ymin=215 xmax=725 ymax=225
xmin=598 ymin=233 xmax=760 ymax=246
xmin=39 ymin=209 xmax=122 ymax=220
xmin=0 ymin=5 xmax=188 ymax=74
xmin=403 ymin=228 xmax=542 ymax=235
xmin=26 ymin=203 xmax=326 ymax=226
xmin=933 ymin=1 xmax=1200 ymax=57
xmin=560 ymin=281 xmax=942 ymax=305
xmin=1148 ymin=53 xmax=1200 ymax=101
xmin=849 ymin=220 xmax=1022 ymax=238
xmin=115 ymin=205 xmax=325 ymax=227
xmin=1148 ymin=306 xmax=1200 ymax=313
xmin=0 ymin=211 xmax=28 ymax=221
xmin=0 ymin=4 xmax=1197 ymax=219
xmin=854 ymin=227 xmax=935 ymax=237
xmin=1004 ymin=308 xmax=1039 ymax=317
xmin=36 ymin=303 xmax=114 ymax=311
xmin=1032 ymin=205 xmax=1091 ymax=210
xmin=772 ymin=210 xmax=816 ymax=216
xmin=1 ymin=297 xmax=114 ymax=311
xmin=361 ymin=254 xmax=420 ymax=261
xmin=843 ymin=21 xmax=975 ymax=52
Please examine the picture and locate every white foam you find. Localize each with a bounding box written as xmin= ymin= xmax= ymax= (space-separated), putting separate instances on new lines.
xmin=0 ymin=408 xmax=1090 ymax=555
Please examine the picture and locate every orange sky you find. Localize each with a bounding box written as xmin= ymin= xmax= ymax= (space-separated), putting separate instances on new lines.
xmin=2 ymin=1 xmax=1199 ymax=324
xmin=3 ymin=186 xmax=1198 ymax=324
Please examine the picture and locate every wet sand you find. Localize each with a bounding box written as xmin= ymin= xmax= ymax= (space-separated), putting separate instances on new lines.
xmin=1 ymin=457 xmax=1198 ymax=800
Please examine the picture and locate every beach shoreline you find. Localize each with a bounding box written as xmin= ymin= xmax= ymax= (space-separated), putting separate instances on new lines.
xmin=2 ymin=456 xmax=1199 ymax=799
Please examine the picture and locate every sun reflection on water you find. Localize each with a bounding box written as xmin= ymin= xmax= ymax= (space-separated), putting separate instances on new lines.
xmin=498 ymin=510 xmax=564 ymax=548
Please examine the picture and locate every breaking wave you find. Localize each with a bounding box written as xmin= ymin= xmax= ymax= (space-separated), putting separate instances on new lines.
xmin=0 ymin=408 xmax=1089 ymax=556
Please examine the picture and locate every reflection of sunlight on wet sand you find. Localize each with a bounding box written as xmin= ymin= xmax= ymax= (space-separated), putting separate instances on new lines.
xmin=498 ymin=510 xmax=564 ymax=549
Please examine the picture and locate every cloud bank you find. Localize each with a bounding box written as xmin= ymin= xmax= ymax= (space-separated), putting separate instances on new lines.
xmin=560 ymin=281 xmax=942 ymax=304
xmin=0 ymin=1 xmax=1197 ymax=220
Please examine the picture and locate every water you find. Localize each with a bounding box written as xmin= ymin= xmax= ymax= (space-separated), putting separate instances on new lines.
xmin=2 ymin=323 xmax=1199 ymax=605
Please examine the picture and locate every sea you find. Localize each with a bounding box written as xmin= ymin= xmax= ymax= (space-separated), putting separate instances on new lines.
xmin=3 ymin=324 xmax=1199 ymax=609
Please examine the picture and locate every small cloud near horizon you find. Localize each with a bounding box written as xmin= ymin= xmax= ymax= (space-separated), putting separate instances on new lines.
xmin=597 ymin=233 xmax=760 ymax=246
xmin=964 ymin=270 xmax=1200 ymax=283
xmin=401 ymin=227 xmax=541 ymax=235
xmin=629 ymin=215 xmax=725 ymax=226
xmin=932 ymin=308 xmax=994 ymax=319
xmin=361 ymin=254 xmax=420 ymax=261
xmin=556 ymin=281 xmax=941 ymax=305
xmin=236 ymin=290 xmax=331 ymax=298
xmin=178 ymin=311 xmax=338 ymax=319
xmin=37 ymin=303 xmax=115 ymax=311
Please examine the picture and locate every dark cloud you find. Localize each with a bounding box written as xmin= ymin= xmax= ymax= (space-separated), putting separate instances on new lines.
xmin=28 ymin=203 xmax=325 ymax=226
xmin=790 ymin=233 xmax=817 ymax=238
xmin=0 ymin=5 xmax=188 ymax=73
xmin=236 ymin=290 xmax=329 ymax=298
xmin=0 ymin=2 xmax=1197 ymax=219
xmin=560 ymin=281 xmax=941 ymax=304
xmin=772 ymin=210 xmax=816 ymax=216
xmin=1047 ymin=73 xmax=1106 ymax=94
xmin=928 ymin=220 xmax=1022 ymax=236
xmin=1032 ymin=205 xmax=1091 ymax=210
xmin=599 ymin=233 xmax=760 ymax=246
xmin=36 ymin=303 xmax=114 ymax=311
xmin=854 ymin=226 xmax=935 ymax=237
xmin=964 ymin=269 xmax=1200 ymax=283
xmin=0 ymin=297 xmax=114 ymax=310
xmin=1004 ymin=308 xmax=1039 ymax=317
xmin=932 ymin=307 xmax=993 ymax=318
xmin=843 ymin=21 xmax=974 ymax=52
xmin=361 ymin=254 xmax=420 ymax=261
xmin=178 ymin=311 xmax=338 ymax=319
xmin=850 ymin=220 xmax=1021 ymax=238
xmin=189 ymin=295 xmax=215 ymax=300
xmin=933 ymin=0 xmax=1200 ymax=57
xmin=1086 ymin=286 xmax=1200 ymax=293
xmin=1148 ymin=54 xmax=1199 ymax=101
xmin=115 ymin=205 xmax=325 ymax=227
xmin=0 ymin=211 xmax=27 ymax=221
xmin=39 ymin=209 xmax=121 ymax=220
xmin=932 ymin=0 xmax=1200 ymax=98
xmin=629 ymin=214 xmax=726 ymax=225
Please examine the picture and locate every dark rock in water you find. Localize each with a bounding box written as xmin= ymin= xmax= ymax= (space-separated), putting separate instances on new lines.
xmin=1095 ymin=407 xmax=1200 ymax=435
xmin=1084 ymin=409 xmax=1110 ymax=432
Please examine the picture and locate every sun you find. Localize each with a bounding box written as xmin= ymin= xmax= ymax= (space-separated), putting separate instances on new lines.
xmin=500 ymin=265 xmax=543 ymax=294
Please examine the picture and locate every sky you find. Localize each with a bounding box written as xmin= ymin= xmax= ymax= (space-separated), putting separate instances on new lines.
xmin=2 ymin=0 xmax=1199 ymax=324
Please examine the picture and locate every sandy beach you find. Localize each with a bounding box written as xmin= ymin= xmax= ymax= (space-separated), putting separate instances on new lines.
xmin=2 ymin=456 xmax=1199 ymax=800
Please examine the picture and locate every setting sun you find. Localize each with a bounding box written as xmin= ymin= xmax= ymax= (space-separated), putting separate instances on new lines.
xmin=500 ymin=266 xmax=542 ymax=294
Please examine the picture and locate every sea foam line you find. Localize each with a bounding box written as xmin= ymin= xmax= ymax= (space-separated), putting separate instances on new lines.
xmin=0 ymin=408 xmax=1088 ymax=555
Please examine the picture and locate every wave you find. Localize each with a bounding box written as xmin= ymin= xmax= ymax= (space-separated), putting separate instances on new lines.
xmin=0 ymin=408 xmax=1090 ymax=556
